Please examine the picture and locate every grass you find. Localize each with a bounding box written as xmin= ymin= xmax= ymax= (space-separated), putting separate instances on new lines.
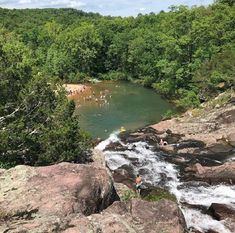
xmin=141 ymin=188 xmax=176 ymax=202
xmin=121 ymin=187 xmax=176 ymax=203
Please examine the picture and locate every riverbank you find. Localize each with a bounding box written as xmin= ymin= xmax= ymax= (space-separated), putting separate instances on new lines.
xmin=150 ymin=91 xmax=235 ymax=157
xmin=62 ymin=83 xmax=88 ymax=97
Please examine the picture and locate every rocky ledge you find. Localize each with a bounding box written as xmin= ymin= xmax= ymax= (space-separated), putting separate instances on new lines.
xmin=0 ymin=162 xmax=185 ymax=233
xmin=151 ymin=95 xmax=235 ymax=157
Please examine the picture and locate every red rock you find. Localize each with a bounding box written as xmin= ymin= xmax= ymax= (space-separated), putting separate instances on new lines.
xmin=185 ymin=162 xmax=235 ymax=184
xmin=63 ymin=199 xmax=186 ymax=233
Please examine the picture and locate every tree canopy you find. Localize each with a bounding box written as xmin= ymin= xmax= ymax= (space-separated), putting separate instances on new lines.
xmin=0 ymin=1 xmax=234 ymax=167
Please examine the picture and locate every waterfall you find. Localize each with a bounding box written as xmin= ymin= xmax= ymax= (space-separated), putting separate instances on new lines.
xmin=96 ymin=133 xmax=235 ymax=233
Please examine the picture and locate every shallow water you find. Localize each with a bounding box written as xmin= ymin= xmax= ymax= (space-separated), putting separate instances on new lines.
xmin=96 ymin=133 xmax=235 ymax=233
xmin=72 ymin=81 xmax=173 ymax=138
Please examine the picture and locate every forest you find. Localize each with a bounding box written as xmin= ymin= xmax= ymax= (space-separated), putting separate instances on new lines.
xmin=0 ymin=0 xmax=234 ymax=167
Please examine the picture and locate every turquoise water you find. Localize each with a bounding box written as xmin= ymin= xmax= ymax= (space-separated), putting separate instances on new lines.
xmin=73 ymin=81 xmax=173 ymax=138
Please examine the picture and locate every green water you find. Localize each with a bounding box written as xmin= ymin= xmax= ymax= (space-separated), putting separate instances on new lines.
xmin=73 ymin=81 xmax=173 ymax=138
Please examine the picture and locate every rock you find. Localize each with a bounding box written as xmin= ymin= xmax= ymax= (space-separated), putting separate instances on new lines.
xmin=227 ymin=132 xmax=235 ymax=147
xmin=0 ymin=163 xmax=119 ymax=220
xmin=230 ymin=96 xmax=235 ymax=104
xmin=208 ymin=203 xmax=235 ymax=233
xmin=112 ymin=168 xmax=134 ymax=189
xmin=63 ymin=199 xmax=186 ymax=233
xmin=185 ymin=162 xmax=235 ymax=184
xmin=150 ymin=102 xmax=235 ymax=157
xmin=185 ymin=163 xmax=205 ymax=175
xmin=217 ymin=109 xmax=235 ymax=124
xmin=0 ymin=168 xmax=5 ymax=175
xmin=208 ymin=141 xmax=233 ymax=153
xmin=159 ymin=144 xmax=175 ymax=153
xmin=208 ymin=203 xmax=235 ymax=221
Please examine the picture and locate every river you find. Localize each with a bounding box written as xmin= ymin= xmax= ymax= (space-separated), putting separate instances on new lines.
xmin=72 ymin=81 xmax=173 ymax=138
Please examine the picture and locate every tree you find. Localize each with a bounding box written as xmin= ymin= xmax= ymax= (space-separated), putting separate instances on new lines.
xmin=0 ymin=75 xmax=91 ymax=167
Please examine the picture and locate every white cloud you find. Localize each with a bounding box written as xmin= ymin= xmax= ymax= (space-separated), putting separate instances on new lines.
xmin=139 ymin=7 xmax=146 ymax=11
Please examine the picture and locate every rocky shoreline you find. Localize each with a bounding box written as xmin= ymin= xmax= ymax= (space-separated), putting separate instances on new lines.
xmin=0 ymin=163 xmax=185 ymax=233
xmin=1 ymin=93 xmax=234 ymax=233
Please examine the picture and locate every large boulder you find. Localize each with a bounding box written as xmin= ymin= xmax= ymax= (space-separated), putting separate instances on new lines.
xmin=63 ymin=199 xmax=186 ymax=233
xmin=0 ymin=163 xmax=119 ymax=222
xmin=185 ymin=162 xmax=235 ymax=184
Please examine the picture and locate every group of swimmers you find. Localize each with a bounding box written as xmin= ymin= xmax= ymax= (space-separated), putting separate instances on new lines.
xmin=83 ymin=89 xmax=112 ymax=107
xmin=67 ymin=86 xmax=87 ymax=96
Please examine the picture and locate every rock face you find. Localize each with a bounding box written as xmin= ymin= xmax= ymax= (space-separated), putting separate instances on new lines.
xmin=150 ymin=101 xmax=235 ymax=156
xmin=0 ymin=163 xmax=186 ymax=233
xmin=63 ymin=199 xmax=185 ymax=233
xmin=185 ymin=162 xmax=235 ymax=184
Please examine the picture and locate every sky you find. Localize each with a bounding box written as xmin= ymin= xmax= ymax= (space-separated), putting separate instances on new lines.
xmin=0 ymin=0 xmax=215 ymax=16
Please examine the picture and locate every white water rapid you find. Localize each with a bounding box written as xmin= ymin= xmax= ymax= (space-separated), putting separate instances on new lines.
xmin=95 ymin=133 xmax=235 ymax=233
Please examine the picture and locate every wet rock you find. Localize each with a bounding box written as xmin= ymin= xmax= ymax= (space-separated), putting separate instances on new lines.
xmin=185 ymin=162 xmax=235 ymax=184
xmin=104 ymin=141 xmax=128 ymax=151
xmin=176 ymin=140 xmax=205 ymax=150
xmin=208 ymin=141 xmax=233 ymax=153
xmin=207 ymin=203 xmax=235 ymax=233
xmin=208 ymin=203 xmax=235 ymax=221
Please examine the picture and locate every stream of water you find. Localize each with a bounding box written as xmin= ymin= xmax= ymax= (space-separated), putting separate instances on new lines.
xmin=96 ymin=133 xmax=235 ymax=233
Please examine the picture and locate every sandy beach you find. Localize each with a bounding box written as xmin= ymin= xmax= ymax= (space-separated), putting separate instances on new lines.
xmin=63 ymin=84 xmax=88 ymax=96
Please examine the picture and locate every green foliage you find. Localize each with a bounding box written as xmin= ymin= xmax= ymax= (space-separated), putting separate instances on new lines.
xmin=1 ymin=4 xmax=234 ymax=107
xmin=0 ymin=2 xmax=234 ymax=167
xmin=142 ymin=188 xmax=177 ymax=202
xmin=121 ymin=189 xmax=138 ymax=201
xmin=121 ymin=187 xmax=177 ymax=203
xmin=175 ymin=89 xmax=200 ymax=110
xmin=142 ymin=76 xmax=156 ymax=88
xmin=161 ymin=110 xmax=178 ymax=120
xmin=0 ymin=49 xmax=91 ymax=167
xmin=100 ymin=71 xmax=129 ymax=81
